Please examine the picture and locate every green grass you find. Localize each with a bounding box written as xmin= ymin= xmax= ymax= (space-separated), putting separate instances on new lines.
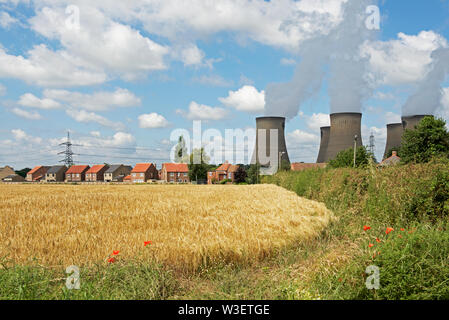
xmin=1 ymin=160 xmax=448 ymax=300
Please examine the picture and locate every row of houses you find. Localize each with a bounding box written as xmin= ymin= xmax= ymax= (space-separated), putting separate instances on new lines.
xmin=1 ymin=161 xmax=245 ymax=184
xmin=19 ymin=163 xmax=192 ymax=184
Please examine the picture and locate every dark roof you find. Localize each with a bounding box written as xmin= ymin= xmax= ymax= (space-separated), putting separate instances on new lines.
xmin=105 ymin=165 xmax=123 ymax=173
xmin=47 ymin=166 xmax=66 ymax=174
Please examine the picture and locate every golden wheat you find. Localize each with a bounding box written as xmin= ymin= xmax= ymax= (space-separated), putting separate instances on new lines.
xmin=0 ymin=184 xmax=334 ymax=271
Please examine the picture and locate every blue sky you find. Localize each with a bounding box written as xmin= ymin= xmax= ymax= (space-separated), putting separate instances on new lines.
xmin=1 ymin=0 xmax=449 ymax=169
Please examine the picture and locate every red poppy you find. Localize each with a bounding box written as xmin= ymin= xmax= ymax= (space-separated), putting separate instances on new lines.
xmin=398 ymin=235 xmax=403 ymax=239
xmin=369 ymin=243 xmax=374 ymax=248
xmin=376 ymin=238 xmax=381 ymax=243
xmin=112 ymin=250 xmax=120 ymax=255
xmin=363 ymin=226 xmax=371 ymax=231
xmin=386 ymin=227 xmax=394 ymax=235
xmin=400 ymin=228 xmax=405 ymax=232
xmin=144 ymin=241 xmax=152 ymax=247
xmin=108 ymin=258 xmax=116 ymax=263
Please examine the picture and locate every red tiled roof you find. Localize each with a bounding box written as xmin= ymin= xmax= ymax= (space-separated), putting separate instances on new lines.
xmin=132 ymin=163 xmax=153 ymax=173
xmin=124 ymin=175 xmax=131 ymax=181
xmin=163 ymin=163 xmax=189 ymax=173
xmin=216 ymin=163 xmax=232 ymax=172
xmin=66 ymin=165 xmax=90 ymax=174
xmin=291 ymin=163 xmax=327 ymax=171
xmin=28 ymin=166 xmax=43 ymax=175
xmin=87 ymin=165 xmax=106 ymax=174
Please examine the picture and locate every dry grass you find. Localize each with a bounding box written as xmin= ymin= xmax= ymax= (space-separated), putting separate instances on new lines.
xmin=0 ymin=184 xmax=333 ymax=271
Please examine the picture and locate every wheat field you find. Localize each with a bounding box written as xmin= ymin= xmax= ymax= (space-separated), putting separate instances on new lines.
xmin=0 ymin=184 xmax=334 ymax=271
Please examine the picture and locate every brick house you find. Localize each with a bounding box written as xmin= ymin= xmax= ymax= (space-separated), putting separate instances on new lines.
xmin=66 ymin=165 xmax=90 ymax=182
xmin=131 ymin=163 xmax=158 ymax=183
xmin=86 ymin=165 xmax=109 ymax=182
xmin=0 ymin=166 xmax=15 ymax=180
xmin=45 ymin=165 xmax=68 ymax=182
xmin=26 ymin=166 xmax=50 ymax=182
xmin=104 ymin=165 xmax=133 ymax=182
xmin=207 ymin=162 xmax=240 ymax=184
xmin=161 ymin=163 xmax=190 ymax=183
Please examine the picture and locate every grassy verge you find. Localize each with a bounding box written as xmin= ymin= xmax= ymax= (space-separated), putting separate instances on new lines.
xmin=1 ymin=160 xmax=448 ymax=299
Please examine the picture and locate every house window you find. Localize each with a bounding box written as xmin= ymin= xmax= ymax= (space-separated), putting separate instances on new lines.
xmin=76 ymin=174 xmax=80 ymax=178
xmin=141 ymin=173 xmax=144 ymax=177
xmin=132 ymin=173 xmax=136 ymax=177
xmin=170 ymin=173 xmax=174 ymax=177
xmin=228 ymin=173 xmax=232 ymax=179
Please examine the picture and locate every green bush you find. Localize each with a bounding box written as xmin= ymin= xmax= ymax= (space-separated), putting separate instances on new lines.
xmin=329 ymin=146 xmax=372 ymax=168
xmin=324 ymin=224 xmax=449 ymax=300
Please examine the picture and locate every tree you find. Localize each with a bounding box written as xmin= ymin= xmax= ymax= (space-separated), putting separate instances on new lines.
xmin=246 ymin=163 xmax=260 ymax=184
xmin=401 ymin=116 xmax=449 ymax=164
xmin=234 ymin=166 xmax=247 ymax=184
xmin=15 ymin=168 xmax=31 ymax=178
xmin=188 ymin=148 xmax=211 ymax=182
xmin=329 ymin=146 xmax=371 ymax=168
xmin=174 ymin=135 xmax=189 ymax=163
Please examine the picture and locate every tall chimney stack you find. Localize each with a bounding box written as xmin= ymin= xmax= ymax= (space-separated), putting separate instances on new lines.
xmin=325 ymin=113 xmax=363 ymax=162
xmin=252 ymin=116 xmax=290 ymax=175
xmin=317 ymin=126 xmax=330 ymax=163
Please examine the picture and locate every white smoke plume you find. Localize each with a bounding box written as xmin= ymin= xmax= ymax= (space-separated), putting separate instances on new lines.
xmin=265 ymin=0 xmax=378 ymax=119
xmin=402 ymin=47 xmax=449 ymax=117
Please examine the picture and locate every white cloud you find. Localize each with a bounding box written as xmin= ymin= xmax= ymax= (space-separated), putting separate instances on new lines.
xmin=0 ymin=11 xmax=18 ymax=28
xmin=287 ymin=129 xmax=319 ymax=145
xmin=280 ymin=58 xmax=297 ymax=66
xmin=66 ymin=109 xmax=125 ymax=131
xmin=384 ymin=112 xmax=402 ymax=124
xmin=11 ymin=107 xmax=43 ymax=120
xmin=219 ymin=85 xmax=265 ymax=114
xmin=18 ymin=93 xmax=61 ymax=109
xmin=0 ymin=45 xmax=107 ymax=87
xmin=362 ymin=31 xmax=448 ymax=85
xmin=138 ymin=113 xmax=170 ymax=129
xmin=178 ymin=101 xmax=229 ymax=121
xmin=302 ymin=113 xmax=330 ymax=132
xmin=29 ymin=6 xmax=169 ymax=81
xmin=43 ymin=88 xmax=141 ymax=111
xmin=178 ymin=45 xmax=205 ymax=67
xmin=192 ymin=74 xmax=234 ymax=87
xmin=11 ymin=128 xmax=43 ymax=144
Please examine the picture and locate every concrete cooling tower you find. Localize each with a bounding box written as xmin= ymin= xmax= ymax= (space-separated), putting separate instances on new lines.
xmin=383 ymin=123 xmax=403 ymax=159
xmin=253 ymin=117 xmax=290 ymax=175
xmin=324 ymin=113 xmax=363 ymax=162
xmin=402 ymin=115 xmax=431 ymax=131
xmin=316 ymin=126 xmax=330 ymax=163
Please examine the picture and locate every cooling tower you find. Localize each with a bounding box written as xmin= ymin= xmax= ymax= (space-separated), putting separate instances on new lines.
xmin=324 ymin=113 xmax=363 ymax=162
xmin=383 ymin=123 xmax=403 ymax=159
xmin=252 ymin=116 xmax=290 ymax=175
xmin=316 ymin=126 xmax=330 ymax=163
xmin=402 ymin=115 xmax=430 ymax=131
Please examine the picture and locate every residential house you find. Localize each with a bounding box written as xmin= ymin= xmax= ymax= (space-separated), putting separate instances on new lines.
xmin=86 ymin=165 xmax=109 ymax=182
xmin=66 ymin=165 xmax=90 ymax=182
xmin=2 ymin=174 xmax=25 ymax=182
xmin=161 ymin=163 xmax=190 ymax=183
xmin=291 ymin=163 xmax=327 ymax=171
xmin=0 ymin=166 xmax=15 ymax=180
xmin=45 ymin=165 xmax=68 ymax=182
xmin=207 ymin=162 xmax=240 ymax=184
xmin=378 ymin=151 xmax=401 ymax=167
xmin=104 ymin=165 xmax=132 ymax=182
xmin=131 ymin=163 xmax=158 ymax=183
xmin=26 ymin=166 xmax=50 ymax=182
xmin=123 ymin=175 xmax=132 ymax=183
